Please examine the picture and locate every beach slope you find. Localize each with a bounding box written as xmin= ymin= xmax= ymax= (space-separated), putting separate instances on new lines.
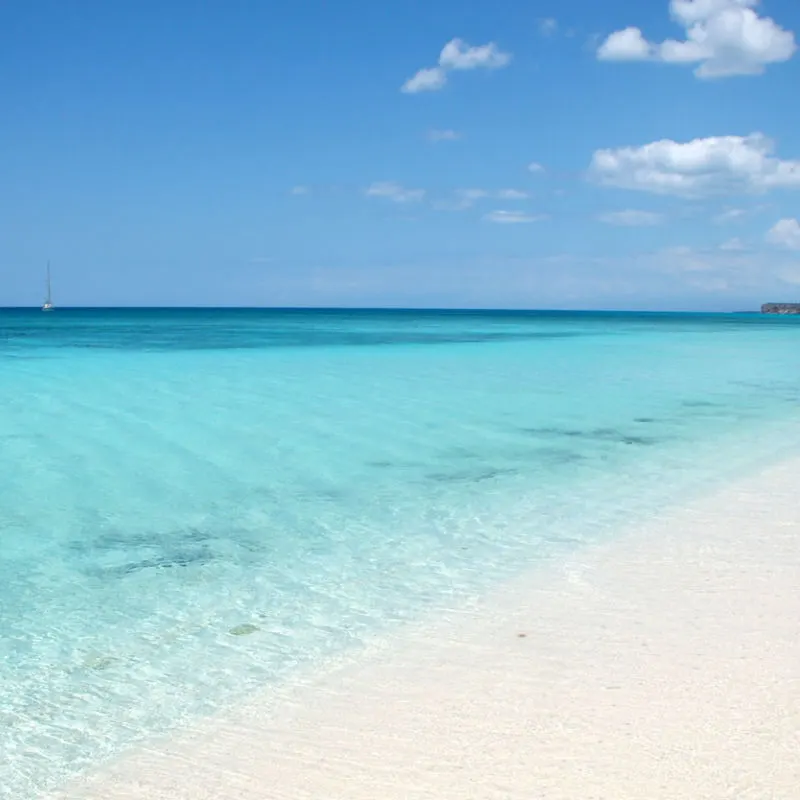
xmin=67 ymin=459 xmax=800 ymax=800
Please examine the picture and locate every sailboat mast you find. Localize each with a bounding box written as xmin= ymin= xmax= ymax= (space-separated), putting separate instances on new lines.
xmin=42 ymin=260 xmax=54 ymax=310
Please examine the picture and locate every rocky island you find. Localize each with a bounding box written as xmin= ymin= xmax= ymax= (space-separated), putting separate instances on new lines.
xmin=761 ymin=303 xmax=800 ymax=314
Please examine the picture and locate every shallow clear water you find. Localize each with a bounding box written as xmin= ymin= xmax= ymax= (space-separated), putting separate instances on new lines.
xmin=1 ymin=308 xmax=799 ymax=798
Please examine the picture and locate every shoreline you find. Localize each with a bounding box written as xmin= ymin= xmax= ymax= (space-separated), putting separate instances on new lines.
xmin=65 ymin=457 xmax=800 ymax=799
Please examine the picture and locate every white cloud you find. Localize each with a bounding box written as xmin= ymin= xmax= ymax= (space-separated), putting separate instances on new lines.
xmin=365 ymin=182 xmax=425 ymax=203
xmin=528 ymin=162 xmax=545 ymax=173
xmin=428 ymin=129 xmax=461 ymax=142
xmin=621 ymin=242 xmax=800 ymax=299
xmin=444 ymin=188 xmax=489 ymax=209
xmin=439 ymin=39 xmax=511 ymax=70
xmin=766 ymin=218 xmax=800 ymax=249
xmin=589 ymin=133 xmax=800 ymax=197
xmin=650 ymin=245 xmax=747 ymax=276
xmin=402 ymin=67 xmax=447 ymax=94
xmin=290 ymin=186 xmax=309 ymax=195
xmin=597 ymin=209 xmax=665 ymax=226
xmin=276 ymin=246 xmax=800 ymax=309
xmin=597 ymin=0 xmax=797 ymax=78
xmin=713 ymin=207 xmax=747 ymax=223
xmin=484 ymin=210 xmax=547 ymax=224
xmin=402 ymin=38 xmax=511 ymax=93
xmin=719 ymin=237 xmax=746 ymax=250
xmin=539 ymin=18 xmax=558 ymax=36
xmin=496 ymin=188 xmax=530 ymax=200
xmin=463 ymin=188 xmax=489 ymax=200
xmin=598 ymin=27 xmax=653 ymax=60
xmin=435 ymin=188 xmax=529 ymax=210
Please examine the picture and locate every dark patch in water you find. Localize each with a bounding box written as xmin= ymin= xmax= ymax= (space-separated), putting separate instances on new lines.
xmin=0 ymin=432 xmax=46 ymax=442
xmin=83 ymin=655 xmax=120 ymax=671
xmin=519 ymin=426 xmax=582 ymax=439
xmin=426 ymin=467 xmax=518 ymax=484
xmin=69 ymin=525 xmax=223 ymax=579
xmin=520 ymin=426 xmax=659 ymax=446
xmin=618 ymin=435 xmax=659 ymax=446
xmin=634 ymin=417 xmax=657 ymax=424
xmin=305 ymin=487 xmax=348 ymax=502
xmin=681 ymin=399 xmax=721 ymax=408
xmin=441 ymin=447 xmax=482 ymax=461
xmin=731 ymin=380 xmax=798 ymax=394
xmin=229 ymin=623 xmax=260 ymax=636
xmin=70 ymin=527 xmax=216 ymax=556
xmin=365 ymin=459 xmax=421 ymax=471
xmin=87 ymin=547 xmax=214 ymax=578
xmin=531 ymin=447 xmax=586 ymax=465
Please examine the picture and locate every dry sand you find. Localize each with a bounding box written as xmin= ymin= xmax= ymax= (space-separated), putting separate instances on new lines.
xmin=66 ymin=458 xmax=800 ymax=800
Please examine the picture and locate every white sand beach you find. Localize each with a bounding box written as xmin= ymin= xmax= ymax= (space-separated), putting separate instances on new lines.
xmin=66 ymin=458 xmax=800 ymax=800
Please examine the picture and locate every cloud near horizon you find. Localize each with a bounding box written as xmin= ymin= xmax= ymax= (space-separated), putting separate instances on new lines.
xmin=483 ymin=210 xmax=547 ymax=224
xmin=766 ymin=218 xmax=800 ymax=250
xmin=589 ymin=133 xmax=800 ymax=196
xmin=597 ymin=209 xmax=665 ymax=226
xmin=365 ymin=182 xmax=426 ymax=203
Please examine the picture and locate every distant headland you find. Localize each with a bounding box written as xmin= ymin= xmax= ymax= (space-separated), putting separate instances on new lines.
xmin=761 ymin=303 xmax=800 ymax=315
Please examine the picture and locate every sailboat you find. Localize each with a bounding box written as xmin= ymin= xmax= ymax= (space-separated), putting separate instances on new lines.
xmin=42 ymin=262 xmax=53 ymax=311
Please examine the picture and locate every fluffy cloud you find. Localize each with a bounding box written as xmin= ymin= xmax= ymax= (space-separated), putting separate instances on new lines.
xmin=428 ymin=129 xmax=461 ymax=142
xmin=402 ymin=38 xmax=511 ymax=93
xmin=597 ymin=0 xmax=796 ymax=78
xmin=484 ymin=210 xmax=546 ymax=224
xmin=598 ymin=27 xmax=652 ymax=60
xmin=439 ymin=39 xmax=510 ymax=70
xmin=766 ymin=218 xmax=800 ymax=249
xmin=365 ymin=182 xmax=425 ymax=203
xmin=590 ymin=133 xmax=800 ymax=197
xmin=597 ymin=209 xmax=665 ymax=226
xmin=528 ymin=162 xmax=545 ymax=173
xmin=402 ymin=67 xmax=447 ymax=93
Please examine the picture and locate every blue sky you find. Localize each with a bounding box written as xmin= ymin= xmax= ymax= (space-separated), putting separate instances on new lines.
xmin=2 ymin=0 xmax=799 ymax=310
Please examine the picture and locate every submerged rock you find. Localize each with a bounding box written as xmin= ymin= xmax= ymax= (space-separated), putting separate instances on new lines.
xmin=83 ymin=655 xmax=119 ymax=671
xmin=229 ymin=623 xmax=260 ymax=636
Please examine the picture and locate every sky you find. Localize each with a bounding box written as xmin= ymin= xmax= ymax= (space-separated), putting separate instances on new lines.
xmin=2 ymin=0 xmax=800 ymax=310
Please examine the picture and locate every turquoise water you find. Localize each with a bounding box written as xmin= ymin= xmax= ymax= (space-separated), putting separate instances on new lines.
xmin=1 ymin=308 xmax=799 ymax=798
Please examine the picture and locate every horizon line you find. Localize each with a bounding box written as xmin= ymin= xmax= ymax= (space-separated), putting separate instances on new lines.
xmin=0 ymin=303 xmax=772 ymax=317
xmin=0 ymin=305 xmax=766 ymax=315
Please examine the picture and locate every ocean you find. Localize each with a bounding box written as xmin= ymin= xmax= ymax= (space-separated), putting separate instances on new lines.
xmin=1 ymin=308 xmax=799 ymax=799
